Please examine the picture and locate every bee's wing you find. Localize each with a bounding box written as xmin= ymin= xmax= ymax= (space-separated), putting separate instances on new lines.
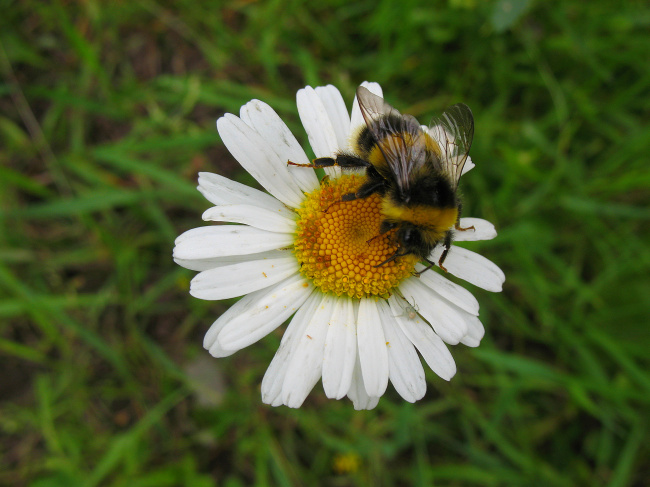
xmin=428 ymin=103 xmax=474 ymax=189
xmin=356 ymin=86 xmax=427 ymax=191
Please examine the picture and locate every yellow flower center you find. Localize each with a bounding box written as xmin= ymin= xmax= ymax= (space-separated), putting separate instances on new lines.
xmin=293 ymin=174 xmax=418 ymax=299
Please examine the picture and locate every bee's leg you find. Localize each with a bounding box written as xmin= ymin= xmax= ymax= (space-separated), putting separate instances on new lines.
xmin=341 ymin=165 xmax=386 ymax=202
xmin=374 ymin=247 xmax=407 ymax=267
xmin=333 ymin=154 xmax=371 ymax=168
xmin=330 ymin=181 xmax=381 ymax=213
xmin=288 ymin=154 xmax=370 ymax=169
xmin=437 ymin=232 xmax=453 ymax=273
xmin=437 ymin=249 xmax=450 ymax=273
xmin=453 ymin=202 xmax=474 ymax=232
xmin=319 ymin=164 xmax=380 ymax=212
xmin=341 ymin=180 xmax=385 ymax=202
xmin=455 ymin=223 xmax=475 ymax=232
xmin=415 ymin=259 xmax=437 ymax=276
xmin=287 ymin=157 xmax=336 ymax=168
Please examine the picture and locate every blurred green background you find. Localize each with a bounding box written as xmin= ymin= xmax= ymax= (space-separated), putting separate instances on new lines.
xmin=2 ymin=0 xmax=649 ymax=485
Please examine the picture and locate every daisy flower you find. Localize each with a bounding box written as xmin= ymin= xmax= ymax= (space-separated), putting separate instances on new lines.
xmin=173 ymin=82 xmax=504 ymax=410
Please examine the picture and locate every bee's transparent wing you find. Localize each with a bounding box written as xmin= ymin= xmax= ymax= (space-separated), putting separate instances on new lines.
xmin=428 ymin=104 xmax=474 ymax=189
xmin=356 ymin=86 xmax=426 ymax=191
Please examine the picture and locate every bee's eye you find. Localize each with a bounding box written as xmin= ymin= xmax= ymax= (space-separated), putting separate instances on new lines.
xmin=402 ymin=228 xmax=419 ymax=246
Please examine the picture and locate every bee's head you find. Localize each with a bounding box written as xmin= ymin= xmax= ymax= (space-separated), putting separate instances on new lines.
xmin=396 ymin=224 xmax=424 ymax=254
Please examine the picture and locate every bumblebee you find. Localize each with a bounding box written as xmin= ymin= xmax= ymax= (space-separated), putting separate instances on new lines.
xmin=292 ymin=86 xmax=475 ymax=272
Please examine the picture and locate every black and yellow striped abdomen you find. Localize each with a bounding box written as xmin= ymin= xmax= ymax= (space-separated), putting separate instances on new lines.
xmin=381 ymin=199 xmax=458 ymax=245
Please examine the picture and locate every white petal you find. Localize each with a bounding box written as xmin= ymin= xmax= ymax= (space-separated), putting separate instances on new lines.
xmin=282 ymin=294 xmax=336 ymax=408
xmin=361 ymin=81 xmax=383 ymax=96
xmin=174 ymin=225 xmax=220 ymax=245
xmin=297 ymin=86 xmax=341 ymax=178
xmin=430 ymin=245 xmax=505 ymax=292
xmin=377 ymin=300 xmax=426 ymax=402
xmin=349 ymin=81 xmax=383 ymax=140
xmin=173 ymin=225 xmax=293 ymax=260
xmin=203 ymin=289 xmax=265 ymax=358
xmin=453 ymin=218 xmax=497 ymax=242
xmin=460 ymin=316 xmax=486 ymax=348
xmin=461 ymin=156 xmax=475 ymax=174
xmin=315 ymin=85 xmax=351 ymax=152
xmin=322 ymin=297 xmax=356 ymax=399
xmin=347 ymin=354 xmax=380 ymax=410
xmin=357 ymin=298 xmax=389 ymax=397
xmin=202 ymin=205 xmax=296 ymax=233
xmin=398 ymin=279 xmax=470 ymax=345
xmin=190 ymin=256 xmax=299 ymax=300
xmin=197 ymin=172 xmax=284 ymax=211
xmin=261 ymin=291 xmax=322 ymax=406
xmin=239 ymin=99 xmax=319 ymax=194
xmin=216 ymin=274 xmax=312 ymax=352
xmin=388 ymin=296 xmax=456 ymax=381
xmin=413 ymin=265 xmax=480 ymax=316
xmin=174 ymin=249 xmax=290 ymax=272
xmin=217 ymin=114 xmax=304 ymax=208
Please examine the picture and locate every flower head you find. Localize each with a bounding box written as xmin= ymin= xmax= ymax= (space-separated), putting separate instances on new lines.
xmin=173 ymin=82 xmax=504 ymax=409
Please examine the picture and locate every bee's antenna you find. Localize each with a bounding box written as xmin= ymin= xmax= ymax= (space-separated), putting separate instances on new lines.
xmin=366 ymin=234 xmax=382 ymax=245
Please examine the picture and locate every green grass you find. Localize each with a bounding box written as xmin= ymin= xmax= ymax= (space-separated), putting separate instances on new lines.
xmin=1 ymin=0 xmax=649 ymax=485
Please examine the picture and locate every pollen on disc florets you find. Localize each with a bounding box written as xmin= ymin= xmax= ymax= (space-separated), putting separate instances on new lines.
xmin=293 ymin=174 xmax=418 ymax=299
